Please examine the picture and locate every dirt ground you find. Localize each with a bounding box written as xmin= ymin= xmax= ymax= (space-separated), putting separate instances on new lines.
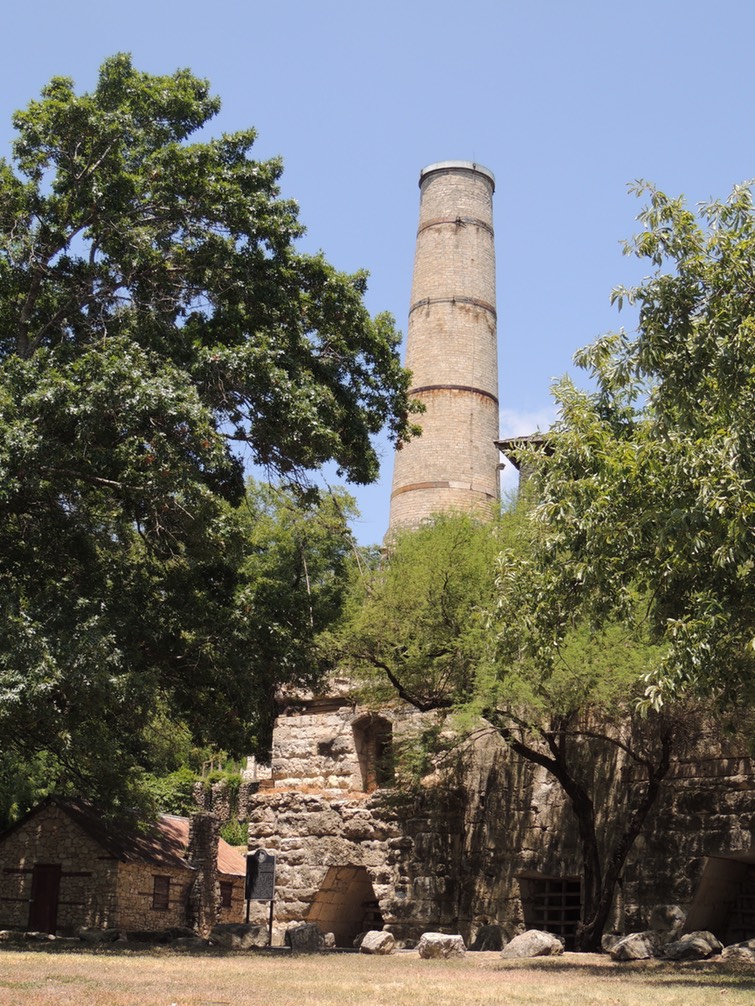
xmin=1 ymin=946 xmax=754 ymax=1006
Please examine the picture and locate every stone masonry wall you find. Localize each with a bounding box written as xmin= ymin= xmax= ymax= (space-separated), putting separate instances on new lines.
xmin=115 ymin=863 xmax=192 ymax=932
xmin=0 ymin=803 xmax=119 ymax=933
xmin=245 ymin=703 xmax=755 ymax=947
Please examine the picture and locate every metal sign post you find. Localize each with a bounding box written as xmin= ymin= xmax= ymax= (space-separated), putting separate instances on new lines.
xmin=245 ymin=849 xmax=276 ymax=945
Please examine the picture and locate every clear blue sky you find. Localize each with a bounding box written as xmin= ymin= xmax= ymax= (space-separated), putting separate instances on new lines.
xmin=3 ymin=1 xmax=754 ymax=542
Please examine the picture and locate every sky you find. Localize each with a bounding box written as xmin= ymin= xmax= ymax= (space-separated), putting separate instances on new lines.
xmin=3 ymin=1 xmax=755 ymax=543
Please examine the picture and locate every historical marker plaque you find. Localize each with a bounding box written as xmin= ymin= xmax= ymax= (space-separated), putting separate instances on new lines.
xmin=246 ymin=849 xmax=276 ymax=901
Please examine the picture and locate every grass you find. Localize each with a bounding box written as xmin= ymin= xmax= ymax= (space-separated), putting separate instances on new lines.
xmin=0 ymin=947 xmax=754 ymax=1006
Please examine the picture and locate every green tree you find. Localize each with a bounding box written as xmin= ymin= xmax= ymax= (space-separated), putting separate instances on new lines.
xmin=343 ymin=511 xmax=681 ymax=952
xmin=342 ymin=513 xmax=498 ymax=711
xmin=0 ymin=55 xmax=414 ymax=820
xmin=487 ymin=182 xmax=755 ymax=947
xmin=508 ymin=182 xmax=755 ymax=712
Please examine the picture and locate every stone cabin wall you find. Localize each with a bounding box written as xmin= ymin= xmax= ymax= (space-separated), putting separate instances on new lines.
xmin=115 ymin=863 xmax=192 ymax=932
xmin=115 ymin=864 xmax=243 ymax=931
xmin=0 ymin=803 xmax=246 ymax=934
xmin=0 ymin=803 xmax=119 ymax=933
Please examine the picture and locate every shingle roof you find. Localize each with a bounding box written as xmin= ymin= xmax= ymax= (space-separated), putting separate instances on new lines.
xmin=0 ymin=797 xmax=246 ymax=878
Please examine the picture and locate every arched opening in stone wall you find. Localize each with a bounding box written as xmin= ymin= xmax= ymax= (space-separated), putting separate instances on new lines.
xmin=352 ymin=714 xmax=393 ymax=792
xmin=306 ymin=865 xmax=384 ymax=947
xmin=686 ymin=854 xmax=755 ymax=943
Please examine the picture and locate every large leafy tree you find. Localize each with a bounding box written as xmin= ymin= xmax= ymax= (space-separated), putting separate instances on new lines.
xmin=343 ymin=511 xmax=684 ymax=952
xmin=488 ymin=181 xmax=755 ymax=947
xmin=0 ymin=55 xmax=414 ymax=816
xmin=508 ymin=182 xmax=755 ymax=710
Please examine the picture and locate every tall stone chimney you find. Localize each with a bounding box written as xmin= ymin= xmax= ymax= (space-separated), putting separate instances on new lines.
xmin=388 ymin=161 xmax=500 ymax=530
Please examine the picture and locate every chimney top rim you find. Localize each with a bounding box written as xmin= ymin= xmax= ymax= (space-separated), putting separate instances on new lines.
xmin=419 ymin=161 xmax=495 ymax=191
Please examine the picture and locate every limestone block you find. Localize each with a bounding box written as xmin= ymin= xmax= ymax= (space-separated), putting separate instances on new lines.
xmin=609 ymin=931 xmax=660 ymax=961
xmin=722 ymin=939 xmax=755 ymax=962
xmin=360 ymin=930 xmax=396 ymax=955
xmin=417 ymin=932 xmax=466 ymax=958
xmin=285 ymin=922 xmax=325 ymax=952
xmin=78 ymin=927 xmax=120 ymax=943
xmin=210 ymin=923 xmax=269 ymax=949
xmin=412 ymin=876 xmax=446 ymax=897
xmin=662 ymin=931 xmax=722 ymax=960
xmin=501 ymin=930 xmax=564 ymax=958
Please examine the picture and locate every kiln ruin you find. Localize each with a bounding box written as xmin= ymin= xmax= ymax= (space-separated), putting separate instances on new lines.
xmin=241 ymin=162 xmax=755 ymax=949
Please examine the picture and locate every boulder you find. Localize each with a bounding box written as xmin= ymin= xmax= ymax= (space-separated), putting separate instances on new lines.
xmin=661 ymin=931 xmax=722 ymax=961
xmin=417 ymin=932 xmax=467 ymax=959
xmin=0 ymin=931 xmax=25 ymax=943
xmin=210 ymin=923 xmax=269 ymax=949
xmin=722 ymin=939 xmax=755 ymax=963
xmin=500 ymin=930 xmax=564 ymax=959
xmin=285 ymin=922 xmax=325 ymax=952
xmin=323 ymin=932 xmax=336 ymax=948
xmin=609 ymin=931 xmax=660 ymax=961
xmin=470 ymin=924 xmax=504 ymax=952
xmin=360 ymin=930 xmax=396 ymax=955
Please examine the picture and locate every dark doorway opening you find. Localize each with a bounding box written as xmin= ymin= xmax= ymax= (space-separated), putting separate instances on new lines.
xmin=306 ymin=865 xmax=384 ymax=947
xmin=686 ymin=855 xmax=755 ymax=943
xmin=28 ymin=863 xmax=62 ymax=934
xmin=519 ymin=875 xmax=581 ymax=950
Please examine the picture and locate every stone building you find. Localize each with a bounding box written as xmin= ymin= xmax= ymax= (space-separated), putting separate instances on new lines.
xmin=0 ymin=796 xmax=246 ymax=935
xmin=240 ymin=161 xmax=755 ymax=951
xmin=242 ymin=692 xmax=755 ymax=949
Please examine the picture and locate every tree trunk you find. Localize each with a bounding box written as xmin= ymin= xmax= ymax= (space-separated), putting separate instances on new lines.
xmin=501 ymin=717 xmax=674 ymax=953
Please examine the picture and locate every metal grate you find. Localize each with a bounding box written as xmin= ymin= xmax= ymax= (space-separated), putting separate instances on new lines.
xmin=520 ymin=876 xmax=581 ymax=950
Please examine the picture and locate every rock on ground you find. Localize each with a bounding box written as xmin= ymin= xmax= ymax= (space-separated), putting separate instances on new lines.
xmin=661 ymin=931 xmax=722 ymax=961
xmin=360 ymin=930 xmax=396 ymax=955
xmin=500 ymin=930 xmax=564 ymax=959
xmin=417 ymin=932 xmax=466 ymax=959
xmin=77 ymin=927 xmax=120 ymax=944
xmin=722 ymin=939 xmax=755 ymax=963
xmin=285 ymin=922 xmax=325 ymax=952
xmin=609 ymin=931 xmax=660 ymax=961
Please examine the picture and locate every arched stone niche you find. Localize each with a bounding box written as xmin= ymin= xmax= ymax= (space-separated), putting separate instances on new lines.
xmin=351 ymin=713 xmax=394 ymax=792
xmin=306 ymin=864 xmax=384 ymax=947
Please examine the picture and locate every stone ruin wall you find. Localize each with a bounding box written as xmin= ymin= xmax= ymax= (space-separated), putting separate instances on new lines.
xmin=241 ymin=698 xmax=755 ymax=947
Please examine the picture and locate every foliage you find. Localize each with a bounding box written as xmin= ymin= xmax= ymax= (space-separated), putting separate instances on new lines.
xmin=0 ymin=54 xmax=412 ymax=816
xmin=142 ymin=765 xmax=198 ymax=818
xmin=341 ymin=513 xmax=500 ymax=711
xmin=342 ymin=508 xmax=683 ymax=951
xmin=504 ymin=181 xmax=755 ymax=711
xmin=219 ymin=818 xmax=248 ymax=846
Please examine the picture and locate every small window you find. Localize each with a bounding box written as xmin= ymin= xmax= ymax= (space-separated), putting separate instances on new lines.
xmin=152 ymin=875 xmax=170 ymax=911
xmin=219 ymin=881 xmax=233 ymax=909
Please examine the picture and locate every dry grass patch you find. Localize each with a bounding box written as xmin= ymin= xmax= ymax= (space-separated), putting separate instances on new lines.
xmin=0 ymin=947 xmax=754 ymax=1006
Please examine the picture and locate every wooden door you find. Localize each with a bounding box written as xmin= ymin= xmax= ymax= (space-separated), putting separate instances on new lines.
xmin=28 ymin=864 xmax=62 ymax=933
